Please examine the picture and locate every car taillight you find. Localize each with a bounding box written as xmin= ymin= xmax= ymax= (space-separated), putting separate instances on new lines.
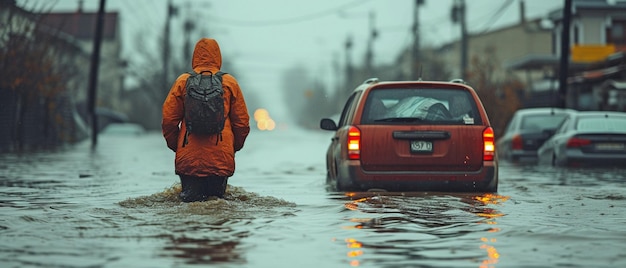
xmin=347 ymin=126 xmax=361 ymax=160
xmin=512 ymin=134 xmax=523 ymax=150
xmin=483 ymin=127 xmax=495 ymax=161
xmin=566 ymin=137 xmax=591 ymax=148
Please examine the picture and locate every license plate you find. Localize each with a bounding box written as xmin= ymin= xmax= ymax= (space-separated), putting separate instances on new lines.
xmin=595 ymin=143 xmax=625 ymax=151
xmin=411 ymin=140 xmax=433 ymax=153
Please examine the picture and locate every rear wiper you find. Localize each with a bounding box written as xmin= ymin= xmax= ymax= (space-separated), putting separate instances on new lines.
xmin=374 ymin=117 xmax=425 ymax=122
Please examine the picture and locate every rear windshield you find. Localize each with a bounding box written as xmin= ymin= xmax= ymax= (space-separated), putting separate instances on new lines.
xmin=521 ymin=114 xmax=568 ymax=130
xmin=576 ymin=116 xmax=626 ymax=131
xmin=360 ymin=88 xmax=482 ymax=125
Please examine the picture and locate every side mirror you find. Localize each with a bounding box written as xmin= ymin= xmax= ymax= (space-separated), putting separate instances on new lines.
xmin=320 ymin=118 xmax=338 ymax=131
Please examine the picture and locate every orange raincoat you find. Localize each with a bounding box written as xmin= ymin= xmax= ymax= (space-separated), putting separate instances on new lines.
xmin=162 ymin=38 xmax=250 ymax=177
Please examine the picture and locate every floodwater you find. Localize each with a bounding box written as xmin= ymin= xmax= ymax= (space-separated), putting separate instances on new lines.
xmin=1 ymin=127 xmax=625 ymax=268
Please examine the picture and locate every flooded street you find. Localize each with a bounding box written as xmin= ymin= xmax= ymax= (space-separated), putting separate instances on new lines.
xmin=1 ymin=128 xmax=626 ymax=268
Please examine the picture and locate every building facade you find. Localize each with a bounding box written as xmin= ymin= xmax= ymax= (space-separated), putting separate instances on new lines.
xmin=39 ymin=8 xmax=125 ymax=113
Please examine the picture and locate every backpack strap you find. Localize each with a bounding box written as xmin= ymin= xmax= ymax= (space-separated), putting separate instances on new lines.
xmin=182 ymin=73 xmax=191 ymax=148
xmin=183 ymin=129 xmax=189 ymax=147
xmin=198 ymin=70 xmax=224 ymax=74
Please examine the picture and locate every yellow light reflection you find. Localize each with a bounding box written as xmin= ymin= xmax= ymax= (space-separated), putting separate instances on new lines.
xmin=349 ymin=218 xmax=372 ymax=223
xmin=344 ymin=192 xmax=357 ymax=198
xmin=347 ymin=250 xmax=363 ymax=257
xmin=344 ymin=197 xmax=368 ymax=211
xmin=344 ymin=238 xmax=364 ymax=267
xmin=477 ymin=212 xmax=505 ymax=219
xmin=345 ymin=238 xmax=362 ymax=248
xmin=488 ymin=228 xmax=501 ymax=233
xmin=479 ymin=241 xmax=500 ymax=268
xmin=479 ymin=244 xmax=500 ymax=268
xmin=471 ymin=193 xmax=506 ymax=268
xmin=473 ymin=193 xmax=510 ymax=220
xmin=480 ymin=237 xmax=497 ymax=243
xmin=344 ymin=202 xmax=358 ymax=211
xmin=474 ymin=193 xmax=510 ymax=205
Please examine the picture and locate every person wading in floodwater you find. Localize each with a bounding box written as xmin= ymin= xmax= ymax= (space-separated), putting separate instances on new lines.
xmin=162 ymin=38 xmax=250 ymax=202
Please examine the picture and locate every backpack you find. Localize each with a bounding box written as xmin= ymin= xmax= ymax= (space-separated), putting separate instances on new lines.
xmin=183 ymin=71 xmax=226 ymax=146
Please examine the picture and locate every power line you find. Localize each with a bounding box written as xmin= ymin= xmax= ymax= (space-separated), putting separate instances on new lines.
xmin=209 ymin=0 xmax=372 ymax=27
xmin=473 ymin=0 xmax=515 ymax=34
xmin=121 ymin=0 xmax=163 ymax=37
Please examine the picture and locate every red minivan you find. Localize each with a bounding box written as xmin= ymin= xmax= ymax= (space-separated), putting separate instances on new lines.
xmin=320 ymin=78 xmax=498 ymax=192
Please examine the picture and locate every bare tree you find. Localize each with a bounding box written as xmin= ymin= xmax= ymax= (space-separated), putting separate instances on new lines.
xmin=1 ymin=3 xmax=86 ymax=151
xmin=465 ymin=48 xmax=523 ymax=137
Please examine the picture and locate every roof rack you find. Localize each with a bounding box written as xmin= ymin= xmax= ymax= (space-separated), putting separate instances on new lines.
xmin=363 ymin=78 xmax=379 ymax=84
xmin=450 ymin=78 xmax=466 ymax=84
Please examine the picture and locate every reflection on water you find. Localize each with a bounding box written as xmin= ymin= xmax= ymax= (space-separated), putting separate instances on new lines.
xmin=2 ymin=132 xmax=626 ymax=267
xmin=118 ymin=184 xmax=295 ymax=266
xmin=332 ymin=191 xmax=510 ymax=267
xmin=0 ymin=135 xmax=299 ymax=267
xmin=503 ymin=161 xmax=626 ymax=187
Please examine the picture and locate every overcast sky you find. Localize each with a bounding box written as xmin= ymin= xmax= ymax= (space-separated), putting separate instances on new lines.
xmin=21 ymin=0 xmax=563 ymax=122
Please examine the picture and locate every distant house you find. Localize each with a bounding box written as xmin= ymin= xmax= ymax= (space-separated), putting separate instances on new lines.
xmin=0 ymin=2 xmax=91 ymax=151
xmin=39 ymin=7 xmax=125 ymax=113
xmin=394 ymin=1 xmax=554 ymax=86
xmin=510 ymin=0 xmax=626 ymax=111
xmin=442 ymin=18 xmax=553 ymax=82
xmin=0 ymin=2 xmax=127 ymax=151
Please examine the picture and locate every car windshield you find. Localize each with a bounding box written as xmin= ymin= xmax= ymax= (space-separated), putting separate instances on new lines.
xmin=361 ymin=88 xmax=481 ymax=125
xmin=520 ymin=114 xmax=568 ymax=130
xmin=576 ymin=117 xmax=626 ymax=131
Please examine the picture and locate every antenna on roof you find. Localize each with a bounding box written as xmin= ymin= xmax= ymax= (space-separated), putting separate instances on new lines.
xmin=363 ymin=78 xmax=379 ymax=84
xmin=418 ymin=65 xmax=423 ymax=81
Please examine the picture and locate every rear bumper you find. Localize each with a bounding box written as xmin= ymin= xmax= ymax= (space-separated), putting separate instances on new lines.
xmin=340 ymin=161 xmax=498 ymax=192
xmin=561 ymin=152 xmax=626 ymax=167
xmin=510 ymin=149 xmax=538 ymax=159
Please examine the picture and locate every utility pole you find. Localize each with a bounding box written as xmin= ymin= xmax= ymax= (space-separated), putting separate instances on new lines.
xmin=183 ymin=2 xmax=196 ymax=60
xmin=184 ymin=19 xmax=195 ymax=60
xmin=333 ymin=51 xmax=341 ymax=109
xmin=460 ymin=0 xmax=467 ymax=79
xmin=345 ymin=34 xmax=353 ymax=93
xmin=163 ymin=0 xmax=175 ymax=93
xmin=88 ymin=0 xmax=106 ymax=149
xmin=365 ymin=10 xmax=377 ymax=78
xmin=558 ymin=0 xmax=572 ymax=108
xmin=451 ymin=0 xmax=468 ymax=79
xmin=412 ymin=0 xmax=424 ymax=80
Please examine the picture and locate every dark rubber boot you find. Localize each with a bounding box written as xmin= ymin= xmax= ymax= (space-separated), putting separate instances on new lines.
xmin=179 ymin=175 xmax=228 ymax=202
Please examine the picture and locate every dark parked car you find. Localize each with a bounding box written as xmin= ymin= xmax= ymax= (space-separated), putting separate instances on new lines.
xmin=537 ymin=111 xmax=626 ymax=167
xmin=497 ymin=108 xmax=575 ymax=161
xmin=319 ymin=78 xmax=498 ymax=192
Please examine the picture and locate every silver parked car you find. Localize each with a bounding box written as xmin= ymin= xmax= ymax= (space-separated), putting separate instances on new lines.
xmin=497 ymin=108 xmax=575 ymax=161
xmin=537 ymin=111 xmax=626 ymax=167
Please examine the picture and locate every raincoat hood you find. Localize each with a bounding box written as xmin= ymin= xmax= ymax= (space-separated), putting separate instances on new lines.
xmin=192 ymin=38 xmax=222 ymax=73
